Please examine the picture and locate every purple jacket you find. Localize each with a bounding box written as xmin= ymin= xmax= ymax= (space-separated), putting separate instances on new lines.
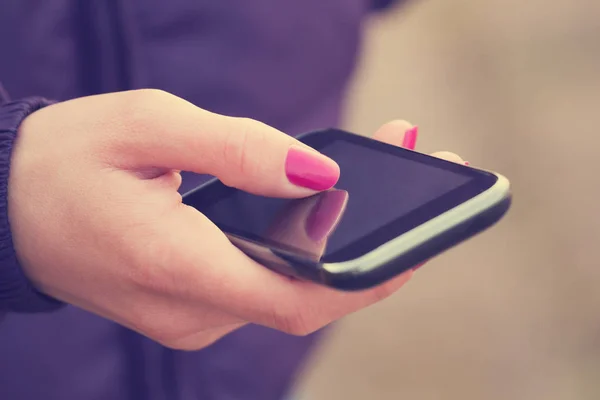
xmin=0 ymin=1 xmax=398 ymax=399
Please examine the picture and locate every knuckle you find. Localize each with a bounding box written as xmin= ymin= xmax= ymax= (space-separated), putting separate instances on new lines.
xmin=127 ymin=88 xmax=173 ymax=106
xmin=367 ymin=284 xmax=397 ymax=303
xmin=153 ymin=330 xmax=193 ymax=350
xmin=159 ymin=327 xmax=239 ymax=351
xmin=114 ymin=89 xmax=176 ymax=135
xmin=98 ymin=89 xmax=186 ymax=162
xmin=140 ymin=322 xmax=180 ymax=346
xmin=158 ymin=337 xmax=202 ymax=351
xmin=150 ymin=320 xmax=245 ymax=351
xmin=152 ymin=329 xmax=210 ymax=351
xmin=128 ymin=261 xmax=172 ymax=296
xmin=220 ymin=118 xmax=267 ymax=184
xmin=125 ymin=235 xmax=181 ymax=296
xmin=270 ymin=304 xmax=322 ymax=336
xmin=125 ymin=304 xmax=212 ymax=350
xmin=124 ymin=306 xmax=184 ymax=346
xmin=120 ymin=90 xmax=165 ymax=124
xmin=362 ymin=275 xmax=409 ymax=305
xmin=133 ymin=316 xmax=199 ymax=351
xmin=221 ymin=126 xmax=250 ymax=177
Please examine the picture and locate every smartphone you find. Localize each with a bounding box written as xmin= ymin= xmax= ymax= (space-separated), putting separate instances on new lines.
xmin=182 ymin=128 xmax=511 ymax=290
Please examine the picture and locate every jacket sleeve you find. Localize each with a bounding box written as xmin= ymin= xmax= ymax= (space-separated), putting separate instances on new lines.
xmin=0 ymin=83 xmax=64 ymax=317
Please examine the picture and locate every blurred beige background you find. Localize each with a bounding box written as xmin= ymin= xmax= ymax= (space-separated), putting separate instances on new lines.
xmin=294 ymin=1 xmax=600 ymax=399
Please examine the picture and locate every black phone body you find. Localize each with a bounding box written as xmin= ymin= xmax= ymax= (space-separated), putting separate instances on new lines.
xmin=182 ymin=129 xmax=511 ymax=290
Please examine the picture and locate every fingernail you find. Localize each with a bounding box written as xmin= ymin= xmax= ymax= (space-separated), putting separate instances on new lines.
xmin=285 ymin=146 xmax=340 ymax=190
xmin=401 ymin=126 xmax=419 ymax=150
xmin=464 ymin=161 xmax=470 ymax=166
xmin=305 ymin=190 xmax=349 ymax=242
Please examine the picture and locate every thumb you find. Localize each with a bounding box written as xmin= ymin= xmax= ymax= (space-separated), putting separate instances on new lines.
xmin=117 ymin=90 xmax=339 ymax=197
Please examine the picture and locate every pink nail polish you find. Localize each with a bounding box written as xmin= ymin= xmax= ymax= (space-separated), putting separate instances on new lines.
xmin=464 ymin=161 xmax=470 ymax=166
xmin=402 ymin=126 xmax=419 ymax=150
xmin=285 ymin=146 xmax=340 ymax=191
xmin=305 ymin=190 xmax=349 ymax=242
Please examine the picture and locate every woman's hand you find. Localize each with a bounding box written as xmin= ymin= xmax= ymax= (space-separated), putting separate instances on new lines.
xmin=8 ymin=90 xmax=463 ymax=350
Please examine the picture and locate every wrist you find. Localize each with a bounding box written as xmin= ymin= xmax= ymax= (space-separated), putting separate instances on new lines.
xmin=0 ymin=98 xmax=64 ymax=313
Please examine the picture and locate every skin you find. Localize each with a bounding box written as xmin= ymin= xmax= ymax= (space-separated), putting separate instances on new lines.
xmin=8 ymin=89 xmax=464 ymax=350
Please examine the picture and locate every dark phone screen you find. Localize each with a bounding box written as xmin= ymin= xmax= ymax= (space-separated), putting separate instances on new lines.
xmin=184 ymin=130 xmax=497 ymax=262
